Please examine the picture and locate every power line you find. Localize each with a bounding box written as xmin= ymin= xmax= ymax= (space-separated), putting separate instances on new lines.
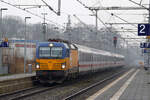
xmin=129 ymin=0 xmax=148 ymax=10
xmin=75 ymin=0 xmax=145 ymax=44
xmin=110 ymin=13 xmax=138 ymax=28
xmin=76 ymin=0 xmax=88 ymax=8
xmin=92 ymin=6 xmax=140 ymax=36
xmin=0 ymin=0 xmax=65 ymax=28
xmin=74 ymin=1 xmax=127 ymax=37
xmin=75 ymin=0 xmax=113 ymax=33
xmin=73 ymin=14 xmax=94 ymax=33
xmin=41 ymin=0 xmax=60 ymax=16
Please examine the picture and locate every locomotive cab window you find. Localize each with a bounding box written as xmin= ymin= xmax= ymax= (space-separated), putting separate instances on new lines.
xmin=39 ymin=47 xmax=63 ymax=58
xmin=39 ymin=47 xmax=50 ymax=58
xmin=51 ymin=47 xmax=63 ymax=57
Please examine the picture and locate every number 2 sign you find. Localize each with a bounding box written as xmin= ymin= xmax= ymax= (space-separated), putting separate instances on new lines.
xmin=138 ymin=24 xmax=150 ymax=36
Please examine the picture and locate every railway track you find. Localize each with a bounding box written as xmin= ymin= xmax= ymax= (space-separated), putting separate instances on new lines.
xmin=0 ymin=85 xmax=59 ymax=100
xmin=0 ymin=86 xmax=37 ymax=99
xmin=63 ymin=69 xmax=129 ymax=100
xmin=0 ymin=67 xmax=129 ymax=100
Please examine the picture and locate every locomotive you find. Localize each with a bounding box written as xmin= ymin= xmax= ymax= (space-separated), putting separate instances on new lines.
xmin=35 ymin=39 xmax=124 ymax=83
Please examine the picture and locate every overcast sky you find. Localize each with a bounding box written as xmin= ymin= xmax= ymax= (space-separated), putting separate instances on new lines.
xmin=0 ymin=0 xmax=149 ymax=40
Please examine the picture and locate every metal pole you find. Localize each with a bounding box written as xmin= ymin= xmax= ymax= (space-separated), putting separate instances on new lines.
xmin=58 ymin=0 xmax=61 ymax=16
xmin=0 ymin=9 xmax=2 ymax=69
xmin=0 ymin=9 xmax=2 ymax=39
xmin=43 ymin=14 xmax=46 ymax=40
xmin=0 ymin=8 xmax=7 ymax=69
xmin=24 ymin=17 xmax=31 ymax=73
xmin=149 ymin=0 xmax=150 ymax=24
xmin=24 ymin=18 xmax=27 ymax=73
xmin=0 ymin=8 xmax=8 ymax=39
xmin=147 ymin=0 xmax=150 ymax=68
xmin=126 ymin=40 xmax=128 ymax=59
xmin=41 ymin=13 xmax=47 ymax=41
xmin=1 ymin=10 xmax=3 ymax=39
xmin=95 ymin=10 xmax=98 ymax=36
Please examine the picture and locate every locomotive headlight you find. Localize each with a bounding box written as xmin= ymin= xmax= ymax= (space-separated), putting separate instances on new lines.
xmin=61 ymin=63 xmax=66 ymax=69
xmin=36 ymin=64 xmax=40 ymax=69
xmin=49 ymin=43 xmax=53 ymax=47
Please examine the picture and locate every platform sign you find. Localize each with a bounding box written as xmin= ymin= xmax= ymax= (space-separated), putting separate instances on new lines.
xmin=143 ymin=49 xmax=150 ymax=53
xmin=140 ymin=42 xmax=150 ymax=48
xmin=140 ymin=43 xmax=146 ymax=48
xmin=0 ymin=41 xmax=9 ymax=47
xmin=138 ymin=24 xmax=150 ymax=36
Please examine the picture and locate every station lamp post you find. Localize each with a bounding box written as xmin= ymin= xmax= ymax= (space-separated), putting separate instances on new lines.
xmin=24 ymin=17 xmax=31 ymax=73
xmin=0 ymin=8 xmax=8 ymax=39
xmin=0 ymin=8 xmax=8 ymax=69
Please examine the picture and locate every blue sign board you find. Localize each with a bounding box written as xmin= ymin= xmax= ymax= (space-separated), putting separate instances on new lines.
xmin=138 ymin=24 xmax=150 ymax=36
xmin=140 ymin=42 xmax=150 ymax=48
xmin=143 ymin=49 xmax=150 ymax=53
xmin=0 ymin=41 xmax=9 ymax=47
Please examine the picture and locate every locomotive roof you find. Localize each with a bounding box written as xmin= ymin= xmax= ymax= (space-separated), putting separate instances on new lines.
xmin=36 ymin=42 xmax=124 ymax=58
xmin=37 ymin=42 xmax=65 ymax=46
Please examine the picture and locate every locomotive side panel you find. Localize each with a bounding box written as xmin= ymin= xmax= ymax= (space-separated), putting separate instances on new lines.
xmin=68 ymin=49 xmax=79 ymax=74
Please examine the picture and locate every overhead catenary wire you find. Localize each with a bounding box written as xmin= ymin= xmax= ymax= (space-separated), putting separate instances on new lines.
xmin=110 ymin=13 xmax=137 ymax=28
xmin=41 ymin=0 xmax=60 ymax=16
xmin=75 ymin=0 xmax=142 ymax=43
xmin=91 ymin=1 xmax=143 ymax=37
xmin=75 ymin=0 xmax=114 ymax=33
xmin=73 ymin=14 xmax=95 ymax=33
xmin=0 ymin=0 xmax=65 ymax=28
xmin=75 ymin=0 xmax=128 ymax=50
xmin=74 ymin=1 xmax=124 ymax=36
xmin=129 ymin=0 xmax=148 ymax=10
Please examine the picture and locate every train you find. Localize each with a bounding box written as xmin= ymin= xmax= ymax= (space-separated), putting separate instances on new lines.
xmin=35 ymin=39 xmax=125 ymax=83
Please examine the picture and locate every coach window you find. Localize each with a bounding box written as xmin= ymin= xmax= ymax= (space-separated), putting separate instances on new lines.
xmin=82 ymin=53 xmax=85 ymax=62
xmin=107 ymin=56 xmax=109 ymax=61
xmin=104 ymin=56 xmax=106 ymax=61
xmin=110 ymin=56 xmax=112 ymax=61
xmin=89 ymin=54 xmax=92 ymax=61
xmin=80 ymin=52 xmax=84 ymax=61
xmin=101 ymin=55 xmax=103 ymax=61
xmin=99 ymin=55 xmax=102 ymax=61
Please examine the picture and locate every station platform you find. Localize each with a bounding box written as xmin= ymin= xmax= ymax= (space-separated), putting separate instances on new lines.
xmin=0 ymin=72 xmax=35 ymax=82
xmin=0 ymin=72 xmax=35 ymax=94
xmin=87 ymin=68 xmax=150 ymax=100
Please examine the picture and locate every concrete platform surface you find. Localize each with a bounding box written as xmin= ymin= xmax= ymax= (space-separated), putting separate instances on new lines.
xmin=87 ymin=68 xmax=150 ymax=100
xmin=0 ymin=72 xmax=35 ymax=82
